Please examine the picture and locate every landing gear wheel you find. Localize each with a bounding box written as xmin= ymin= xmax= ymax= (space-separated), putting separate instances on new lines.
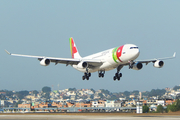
xmin=113 ymin=76 xmax=116 ymax=81
xmin=99 ymin=73 xmax=102 ymax=77
xmin=101 ymin=74 xmax=104 ymax=78
xmin=82 ymin=72 xmax=91 ymax=80
xmin=113 ymin=73 xmax=122 ymax=81
xmin=120 ymin=73 xmax=122 ymax=77
xmin=113 ymin=65 xmax=123 ymax=81
xmin=98 ymin=70 xmax=105 ymax=78
xmin=88 ymin=73 xmax=91 ymax=77
xmin=82 ymin=76 xmax=85 ymax=80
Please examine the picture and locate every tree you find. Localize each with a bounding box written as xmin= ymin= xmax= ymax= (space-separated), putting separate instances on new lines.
xmin=32 ymin=90 xmax=39 ymax=96
xmin=157 ymin=105 xmax=164 ymax=113
xmin=167 ymin=99 xmax=180 ymax=112
xmin=44 ymin=93 xmax=50 ymax=100
xmin=98 ymin=93 xmax=104 ymax=98
xmin=14 ymin=100 xmax=22 ymax=107
xmin=167 ymin=104 xmax=177 ymax=112
xmin=69 ymin=88 xmax=76 ymax=91
xmin=148 ymin=89 xmax=166 ymax=97
xmin=5 ymin=91 xmax=14 ymax=97
xmin=175 ymin=99 xmax=180 ymax=111
xmin=173 ymin=86 xmax=180 ymax=91
xmin=123 ymin=91 xmax=130 ymax=97
xmin=101 ymin=89 xmax=110 ymax=95
xmin=109 ymin=95 xmax=118 ymax=100
xmin=90 ymin=88 xmax=95 ymax=93
xmin=42 ymin=86 xmax=51 ymax=93
xmin=16 ymin=90 xmax=29 ymax=99
xmin=143 ymin=105 xmax=149 ymax=113
xmin=132 ymin=90 xmax=139 ymax=95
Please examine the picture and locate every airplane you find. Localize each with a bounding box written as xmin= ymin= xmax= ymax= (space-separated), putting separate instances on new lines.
xmin=5 ymin=37 xmax=176 ymax=81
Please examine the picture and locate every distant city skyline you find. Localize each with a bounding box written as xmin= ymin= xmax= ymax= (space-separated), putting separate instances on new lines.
xmin=1 ymin=1 xmax=179 ymax=92
xmin=1 ymin=84 xmax=179 ymax=93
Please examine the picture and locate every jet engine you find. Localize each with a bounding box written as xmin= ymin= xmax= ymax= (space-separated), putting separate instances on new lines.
xmin=77 ymin=61 xmax=88 ymax=69
xmin=132 ymin=62 xmax=143 ymax=70
xmin=40 ymin=58 xmax=50 ymax=66
xmin=153 ymin=60 xmax=164 ymax=68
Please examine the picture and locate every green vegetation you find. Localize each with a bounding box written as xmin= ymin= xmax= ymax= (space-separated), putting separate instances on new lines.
xmin=101 ymin=89 xmax=110 ymax=95
xmin=68 ymin=88 xmax=76 ymax=91
xmin=173 ymin=86 xmax=180 ymax=91
xmin=16 ymin=90 xmax=29 ymax=100
xmin=32 ymin=90 xmax=38 ymax=97
xmin=142 ymin=89 xmax=166 ymax=98
xmin=14 ymin=101 xmax=23 ymax=107
xmin=132 ymin=90 xmax=139 ymax=95
xmin=143 ymin=105 xmax=149 ymax=113
xmin=167 ymin=99 xmax=180 ymax=112
xmin=90 ymin=88 xmax=95 ymax=93
xmin=157 ymin=105 xmax=164 ymax=113
xmin=42 ymin=86 xmax=51 ymax=93
xmin=42 ymin=86 xmax=51 ymax=100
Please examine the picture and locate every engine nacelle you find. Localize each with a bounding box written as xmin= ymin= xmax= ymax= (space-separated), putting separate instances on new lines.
xmin=77 ymin=61 xmax=88 ymax=69
xmin=132 ymin=62 xmax=143 ymax=70
xmin=153 ymin=60 xmax=164 ymax=68
xmin=40 ymin=58 xmax=50 ymax=66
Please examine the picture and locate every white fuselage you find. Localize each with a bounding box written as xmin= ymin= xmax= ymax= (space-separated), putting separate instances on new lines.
xmin=72 ymin=44 xmax=140 ymax=73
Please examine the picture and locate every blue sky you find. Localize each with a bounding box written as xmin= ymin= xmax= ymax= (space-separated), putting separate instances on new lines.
xmin=0 ymin=0 xmax=179 ymax=92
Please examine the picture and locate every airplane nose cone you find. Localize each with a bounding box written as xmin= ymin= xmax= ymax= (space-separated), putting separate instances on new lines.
xmin=133 ymin=49 xmax=140 ymax=60
xmin=136 ymin=49 xmax=140 ymax=56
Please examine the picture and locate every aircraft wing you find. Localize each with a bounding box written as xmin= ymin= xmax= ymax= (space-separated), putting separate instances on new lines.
xmin=135 ymin=52 xmax=176 ymax=64
xmin=5 ymin=50 xmax=103 ymax=66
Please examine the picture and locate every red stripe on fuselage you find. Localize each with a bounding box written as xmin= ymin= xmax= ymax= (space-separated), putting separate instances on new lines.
xmin=116 ymin=45 xmax=124 ymax=62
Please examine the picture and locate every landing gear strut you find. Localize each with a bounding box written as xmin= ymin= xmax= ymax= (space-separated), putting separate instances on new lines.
xmin=98 ymin=70 xmax=105 ymax=78
xmin=113 ymin=65 xmax=123 ymax=81
xmin=129 ymin=60 xmax=135 ymax=69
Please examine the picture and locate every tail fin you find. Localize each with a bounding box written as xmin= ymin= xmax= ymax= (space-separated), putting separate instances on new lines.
xmin=69 ymin=37 xmax=82 ymax=59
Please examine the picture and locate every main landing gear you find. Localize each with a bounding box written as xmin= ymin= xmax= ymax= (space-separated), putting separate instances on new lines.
xmin=82 ymin=72 xmax=91 ymax=80
xmin=82 ymin=68 xmax=91 ymax=80
xmin=98 ymin=70 xmax=105 ymax=78
xmin=113 ymin=65 xmax=123 ymax=81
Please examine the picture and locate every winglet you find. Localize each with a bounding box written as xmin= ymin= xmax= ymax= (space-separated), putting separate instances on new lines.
xmin=5 ymin=50 xmax=11 ymax=55
xmin=173 ymin=52 xmax=176 ymax=58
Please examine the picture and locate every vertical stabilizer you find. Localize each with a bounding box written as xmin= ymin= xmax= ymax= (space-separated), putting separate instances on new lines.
xmin=69 ymin=37 xmax=82 ymax=59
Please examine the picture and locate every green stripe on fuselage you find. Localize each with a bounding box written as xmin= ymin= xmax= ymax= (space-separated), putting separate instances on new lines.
xmin=112 ymin=47 xmax=118 ymax=63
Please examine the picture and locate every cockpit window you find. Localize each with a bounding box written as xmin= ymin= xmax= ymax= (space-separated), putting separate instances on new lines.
xmin=130 ymin=47 xmax=138 ymax=49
